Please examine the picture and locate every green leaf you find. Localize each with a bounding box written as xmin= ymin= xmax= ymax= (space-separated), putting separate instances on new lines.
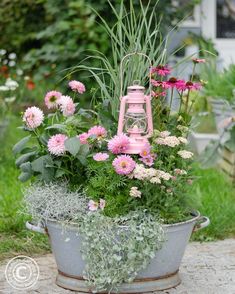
xmin=12 ymin=135 xmax=31 ymax=155
xmin=45 ymin=124 xmax=67 ymax=131
xmin=55 ymin=169 xmax=66 ymax=178
xmin=31 ymin=155 xmax=52 ymax=172
xmin=18 ymin=172 xmax=32 ymax=182
xmin=77 ymin=144 xmax=89 ymax=165
xmin=16 ymin=151 xmax=37 ymax=167
xmin=19 ymin=162 xmax=32 ymax=173
xmin=65 ymin=137 xmax=81 ymax=156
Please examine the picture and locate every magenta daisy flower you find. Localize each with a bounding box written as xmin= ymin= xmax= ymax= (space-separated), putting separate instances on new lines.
xmin=68 ymin=80 xmax=86 ymax=94
xmin=140 ymin=155 xmax=154 ymax=166
xmin=112 ymin=155 xmax=136 ymax=175
xmin=88 ymin=125 xmax=107 ymax=139
xmin=58 ymin=95 xmax=76 ymax=117
xmin=108 ymin=133 xmax=130 ymax=154
xmin=99 ymin=199 xmax=106 ymax=210
xmin=140 ymin=143 xmax=151 ymax=158
xmin=88 ymin=200 xmax=99 ymax=211
xmin=192 ymin=58 xmax=206 ymax=64
xmin=44 ymin=91 xmax=62 ymax=109
xmin=47 ymin=134 xmax=68 ymax=156
xmin=23 ymin=106 xmax=44 ymax=129
xmin=151 ymin=65 xmax=171 ymax=76
xmin=185 ymin=81 xmax=202 ymax=91
xmin=93 ymin=152 xmax=109 ymax=161
xmin=151 ymin=91 xmax=166 ymax=98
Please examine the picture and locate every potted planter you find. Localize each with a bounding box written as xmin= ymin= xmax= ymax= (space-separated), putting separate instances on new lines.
xmin=26 ymin=211 xmax=209 ymax=293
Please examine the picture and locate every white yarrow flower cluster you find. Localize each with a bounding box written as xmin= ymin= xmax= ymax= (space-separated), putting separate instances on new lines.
xmin=156 ymin=136 xmax=180 ymax=147
xmin=177 ymin=150 xmax=194 ymax=159
xmin=178 ymin=137 xmax=188 ymax=144
xmin=156 ymin=170 xmax=172 ymax=181
xmin=130 ymin=164 xmax=171 ymax=185
xmin=129 ymin=187 xmax=142 ymax=198
xmin=159 ymin=131 xmax=171 ymax=138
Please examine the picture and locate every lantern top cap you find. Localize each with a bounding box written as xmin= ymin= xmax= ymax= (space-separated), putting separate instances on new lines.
xmin=127 ymin=85 xmax=145 ymax=91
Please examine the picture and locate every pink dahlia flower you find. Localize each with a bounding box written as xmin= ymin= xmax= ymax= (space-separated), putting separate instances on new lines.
xmin=99 ymin=199 xmax=106 ymax=210
xmin=112 ymin=155 xmax=136 ymax=175
xmin=47 ymin=134 xmax=68 ymax=156
xmin=108 ymin=133 xmax=130 ymax=154
xmin=140 ymin=143 xmax=151 ymax=158
xmin=93 ymin=152 xmax=109 ymax=161
xmin=58 ymin=95 xmax=76 ymax=117
xmin=68 ymin=80 xmax=86 ymax=94
xmin=88 ymin=200 xmax=99 ymax=211
xmin=88 ymin=125 xmax=107 ymax=139
xmin=140 ymin=155 xmax=154 ymax=166
xmin=23 ymin=106 xmax=44 ymax=129
xmin=151 ymin=65 xmax=171 ymax=76
xmin=78 ymin=132 xmax=89 ymax=144
xmin=44 ymin=91 xmax=62 ymax=109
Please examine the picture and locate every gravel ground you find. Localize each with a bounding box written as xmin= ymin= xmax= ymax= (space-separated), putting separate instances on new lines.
xmin=0 ymin=239 xmax=235 ymax=294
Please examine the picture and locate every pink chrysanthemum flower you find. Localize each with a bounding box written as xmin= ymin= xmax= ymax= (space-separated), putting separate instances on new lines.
xmin=68 ymin=80 xmax=86 ymax=94
xmin=47 ymin=134 xmax=68 ymax=156
xmin=140 ymin=143 xmax=151 ymax=158
xmin=88 ymin=200 xmax=99 ymax=211
xmin=44 ymin=91 xmax=62 ymax=109
xmin=140 ymin=155 xmax=154 ymax=166
xmin=58 ymin=95 xmax=76 ymax=117
xmin=99 ymin=199 xmax=106 ymax=210
xmin=108 ymin=133 xmax=130 ymax=154
xmin=77 ymin=132 xmax=89 ymax=144
xmin=23 ymin=106 xmax=44 ymax=129
xmin=112 ymin=155 xmax=136 ymax=175
xmin=151 ymin=65 xmax=171 ymax=76
xmin=88 ymin=125 xmax=107 ymax=139
xmin=93 ymin=152 xmax=109 ymax=161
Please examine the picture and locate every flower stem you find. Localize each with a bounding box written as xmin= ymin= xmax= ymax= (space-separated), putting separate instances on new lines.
xmin=167 ymin=88 xmax=174 ymax=121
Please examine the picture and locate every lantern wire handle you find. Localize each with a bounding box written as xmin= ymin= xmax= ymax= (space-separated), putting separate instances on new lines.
xmin=120 ymin=52 xmax=152 ymax=99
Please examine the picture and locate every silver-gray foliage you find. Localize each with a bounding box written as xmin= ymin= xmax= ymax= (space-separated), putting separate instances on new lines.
xmin=80 ymin=210 xmax=165 ymax=293
xmin=23 ymin=182 xmax=88 ymax=223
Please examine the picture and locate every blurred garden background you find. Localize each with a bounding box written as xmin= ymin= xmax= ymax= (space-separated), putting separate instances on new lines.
xmin=0 ymin=0 xmax=235 ymax=261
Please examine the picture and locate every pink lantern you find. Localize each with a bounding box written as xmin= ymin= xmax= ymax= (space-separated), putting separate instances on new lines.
xmin=117 ymin=53 xmax=153 ymax=154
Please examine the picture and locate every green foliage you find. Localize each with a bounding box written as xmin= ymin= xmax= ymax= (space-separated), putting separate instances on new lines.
xmin=80 ymin=210 xmax=164 ymax=292
xmin=202 ymin=61 xmax=235 ymax=103
xmin=191 ymin=167 xmax=235 ymax=241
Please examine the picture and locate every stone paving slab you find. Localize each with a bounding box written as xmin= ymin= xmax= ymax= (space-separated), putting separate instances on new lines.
xmin=0 ymin=239 xmax=235 ymax=294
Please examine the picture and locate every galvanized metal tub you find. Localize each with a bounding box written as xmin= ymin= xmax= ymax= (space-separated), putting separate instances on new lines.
xmin=26 ymin=212 xmax=209 ymax=293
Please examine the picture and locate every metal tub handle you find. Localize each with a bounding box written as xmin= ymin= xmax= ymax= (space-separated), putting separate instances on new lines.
xmin=193 ymin=216 xmax=210 ymax=232
xmin=26 ymin=221 xmax=46 ymax=234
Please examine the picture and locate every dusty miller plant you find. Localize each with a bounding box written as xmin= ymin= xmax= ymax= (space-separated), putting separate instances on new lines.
xmin=80 ymin=210 xmax=165 ymax=293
